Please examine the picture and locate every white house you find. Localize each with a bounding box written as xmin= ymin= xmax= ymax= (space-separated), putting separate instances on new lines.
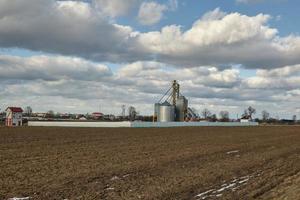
xmin=5 ymin=107 xmax=23 ymax=127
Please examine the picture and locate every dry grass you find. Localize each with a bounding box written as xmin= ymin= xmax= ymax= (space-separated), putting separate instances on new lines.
xmin=0 ymin=126 xmax=299 ymax=200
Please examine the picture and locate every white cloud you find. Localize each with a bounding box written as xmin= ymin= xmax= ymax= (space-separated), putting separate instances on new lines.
xmin=138 ymin=1 xmax=167 ymax=26
xmin=0 ymin=0 xmax=143 ymax=63
xmin=0 ymin=55 xmax=112 ymax=81
xmin=1 ymin=55 xmax=300 ymax=118
xmin=243 ymin=64 xmax=300 ymax=90
xmin=256 ymin=64 xmax=300 ymax=77
xmin=93 ymin=0 xmax=140 ymax=18
xmin=1 ymin=2 xmax=300 ymax=70
xmin=1 ymin=2 xmax=300 ymax=118
xmin=137 ymin=8 xmax=300 ymax=69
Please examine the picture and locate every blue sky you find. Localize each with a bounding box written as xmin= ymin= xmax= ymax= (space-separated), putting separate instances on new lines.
xmin=0 ymin=0 xmax=300 ymax=119
xmin=116 ymin=0 xmax=299 ymax=36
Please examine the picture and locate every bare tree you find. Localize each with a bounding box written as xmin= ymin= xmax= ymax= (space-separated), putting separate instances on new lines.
xmin=201 ymin=108 xmax=211 ymax=120
xmin=242 ymin=109 xmax=249 ymax=119
xmin=242 ymin=106 xmax=256 ymax=119
xmin=219 ymin=111 xmax=230 ymax=122
xmin=262 ymin=110 xmax=270 ymax=122
xmin=247 ymin=106 xmax=256 ymax=119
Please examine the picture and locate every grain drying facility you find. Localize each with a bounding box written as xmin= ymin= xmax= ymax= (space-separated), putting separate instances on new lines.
xmin=154 ymin=80 xmax=190 ymax=122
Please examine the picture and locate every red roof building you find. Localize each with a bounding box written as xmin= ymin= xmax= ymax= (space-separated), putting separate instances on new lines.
xmin=5 ymin=107 xmax=23 ymax=127
xmin=92 ymin=112 xmax=103 ymax=120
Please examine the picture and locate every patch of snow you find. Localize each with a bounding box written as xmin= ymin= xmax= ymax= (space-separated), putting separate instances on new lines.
xmin=195 ymin=189 xmax=215 ymax=197
xmin=226 ymin=150 xmax=240 ymax=154
xmin=195 ymin=171 xmax=261 ymax=199
xmin=217 ymin=183 xmax=237 ymax=192
xmin=110 ymin=176 xmax=120 ymax=181
xmin=8 ymin=198 xmax=30 ymax=200
xmin=123 ymin=174 xmax=131 ymax=178
xmin=239 ymin=178 xmax=249 ymax=184
xmin=231 ymin=178 xmax=238 ymax=183
xmin=105 ymin=187 xmax=115 ymax=191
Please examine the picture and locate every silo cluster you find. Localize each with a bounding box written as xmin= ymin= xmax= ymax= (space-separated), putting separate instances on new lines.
xmin=154 ymin=82 xmax=188 ymax=122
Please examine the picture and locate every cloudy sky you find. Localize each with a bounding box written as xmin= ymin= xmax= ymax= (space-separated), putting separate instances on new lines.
xmin=1 ymin=0 xmax=300 ymax=118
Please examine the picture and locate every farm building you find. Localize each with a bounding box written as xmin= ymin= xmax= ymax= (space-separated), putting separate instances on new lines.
xmin=5 ymin=107 xmax=23 ymax=127
xmin=240 ymin=116 xmax=251 ymax=123
xmin=92 ymin=112 xmax=103 ymax=120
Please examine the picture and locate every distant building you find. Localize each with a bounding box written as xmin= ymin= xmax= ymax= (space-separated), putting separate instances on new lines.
xmin=5 ymin=107 xmax=23 ymax=127
xmin=92 ymin=112 xmax=103 ymax=120
xmin=79 ymin=116 xmax=87 ymax=121
xmin=240 ymin=116 xmax=251 ymax=123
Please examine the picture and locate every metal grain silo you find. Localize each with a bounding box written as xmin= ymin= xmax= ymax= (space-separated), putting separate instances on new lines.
xmin=154 ymin=103 xmax=160 ymax=121
xmin=175 ymin=96 xmax=188 ymax=122
xmin=158 ymin=102 xmax=175 ymax=122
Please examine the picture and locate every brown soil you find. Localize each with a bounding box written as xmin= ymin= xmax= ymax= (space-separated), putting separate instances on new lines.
xmin=0 ymin=126 xmax=299 ymax=200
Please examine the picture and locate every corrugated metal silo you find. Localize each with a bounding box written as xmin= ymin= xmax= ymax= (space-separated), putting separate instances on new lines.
xmin=175 ymin=96 xmax=188 ymax=122
xmin=158 ymin=102 xmax=175 ymax=122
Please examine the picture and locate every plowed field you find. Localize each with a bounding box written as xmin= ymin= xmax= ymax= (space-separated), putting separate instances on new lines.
xmin=0 ymin=126 xmax=299 ymax=200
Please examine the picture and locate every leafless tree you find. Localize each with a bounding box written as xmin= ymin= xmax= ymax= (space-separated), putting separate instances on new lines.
xmin=242 ymin=106 xmax=256 ymax=119
xmin=201 ymin=108 xmax=211 ymax=120
xmin=247 ymin=106 xmax=256 ymax=119
xmin=219 ymin=111 xmax=230 ymax=122
xmin=262 ymin=110 xmax=270 ymax=122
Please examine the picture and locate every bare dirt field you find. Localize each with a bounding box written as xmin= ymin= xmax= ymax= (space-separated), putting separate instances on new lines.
xmin=0 ymin=126 xmax=299 ymax=200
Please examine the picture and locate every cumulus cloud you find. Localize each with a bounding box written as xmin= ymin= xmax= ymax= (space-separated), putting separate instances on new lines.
xmin=1 ymin=54 xmax=300 ymax=117
xmin=137 ymin=8 xmax=300 ymax=69
xmin=138 ymin=1 xmax=168 ymax=25
xmin=1 ymin=2 xmax=300 ymax=117
xmin=1 ymin=2 xmax=300 ymax=70
xmin=0 ymin=55 xmax=112 ymax=81
xmin=0 ymin=0 xmax=144 ymax=63
xmin=137 ymin=0 xmax=179 ymax=26
xmin=243 ymin=64 xmax=300 ymax=90
xmin=93 ymin=0 xmax=140 ymax=18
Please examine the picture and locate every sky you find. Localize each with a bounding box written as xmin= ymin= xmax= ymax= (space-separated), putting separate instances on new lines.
xmin=1 ymin=0 xmax=300 ymax=119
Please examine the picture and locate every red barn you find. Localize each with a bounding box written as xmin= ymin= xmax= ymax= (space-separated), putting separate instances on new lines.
xmin=5 ymin=107 xmax=23 ymax=127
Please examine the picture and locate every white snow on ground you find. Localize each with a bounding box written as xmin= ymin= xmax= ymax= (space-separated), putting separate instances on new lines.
xmin=226 ymin=150 xmax=240 ymax=154
xmin=216 ymin=182 xmax=237 ymax=192
xmin=195 ymin=189 xmax=215 ymax=198
xmin=8 ymin=197 xmax=30 ymax=200
xmin=195 ymin=171 xmax=263 ymax=199
xmin=110 ymin=176 xmax=120 ymax=181
xmin=122 ymin=174 xmax=131 ymax=178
